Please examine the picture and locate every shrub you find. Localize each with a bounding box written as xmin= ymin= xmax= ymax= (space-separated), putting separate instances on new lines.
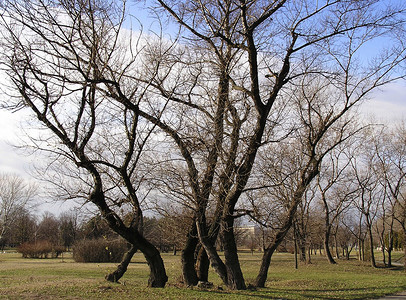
xmin=73 ymin=238 xmax=128 ymax=263
xmin=17 ymin=240 xmax=64 ymax=258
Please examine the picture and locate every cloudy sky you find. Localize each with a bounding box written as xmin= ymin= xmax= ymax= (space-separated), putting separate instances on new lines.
xmin=362 ymin=82 xmax=406 ymax=124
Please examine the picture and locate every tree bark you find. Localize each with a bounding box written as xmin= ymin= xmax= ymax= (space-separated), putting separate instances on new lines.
xmin=387 ymin=230 xmax=393 ymax=267
xmin=322 ymin=196 xmax=336 ymax=264
xmin=294 ymin=227 xmax=298 ymax=269
xmin=140 ymin=241 xmax=168 ymax=287
xmin=222 ymin=216 xmax=246 ymax=290
xmin=255 ymin=245 xmax=276 ymax=288
xmin=368 ymin=227 xmax=377 ymax=268
xmin=181 ymin=228 xmax=199 ymax=286
xmin=324 ymin=231 xmax=337 ymax=264
xmin=358 ymin=238 xmax=363 ymax=261
xmin=93 ymin=185 xmax=168 ymax=288
xmin=196 ymin=245 xmax=209 ymax=282
xmin=106 ymin=245 xmax=137 ymax=282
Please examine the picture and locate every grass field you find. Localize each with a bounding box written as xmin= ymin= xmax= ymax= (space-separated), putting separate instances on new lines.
xmin=0 ymin=250 xmax=405 ymax=299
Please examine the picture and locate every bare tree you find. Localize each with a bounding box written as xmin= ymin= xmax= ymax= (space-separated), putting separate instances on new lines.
xmin=316 ymin=149 xmax=355 ymax=264
xmin=1 ymin=0 xmax=406 ymax=291
xmin=59 ymin=210 xmax=80 ymax=251
xmin=0 ymin=173 xmax=37 ymax=249
xmin=36 ymin=212 xmax=60 ymax=245
xmin=142 ymin=0 xmax=406 ymax=289
xmin=348 ymin=140 xmax=382 ymax=268
xmin=0 ymin=0 xmax=167 ymax=287
xmin=373 ymin=123 xmax=406 ymax=267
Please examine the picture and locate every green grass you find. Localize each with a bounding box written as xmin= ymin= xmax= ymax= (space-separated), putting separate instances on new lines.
xmin=0 ymin=251 xmax=405 ymax=299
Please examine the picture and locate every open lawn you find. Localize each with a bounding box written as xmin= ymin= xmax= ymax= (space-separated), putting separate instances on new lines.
xmin=0 ymin=251 xmax=405 ymax=299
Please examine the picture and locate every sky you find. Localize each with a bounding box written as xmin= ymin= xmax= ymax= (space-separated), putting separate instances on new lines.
xmin=362 ymin=82 xmax=406 ymax=124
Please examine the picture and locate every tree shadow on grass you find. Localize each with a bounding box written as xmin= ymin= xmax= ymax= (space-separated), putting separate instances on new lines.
xmin=189 ymin=285 xmax=406 ymax=300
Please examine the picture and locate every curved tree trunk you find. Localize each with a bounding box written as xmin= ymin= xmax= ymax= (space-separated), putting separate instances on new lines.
xmin=254 ymin=209 xmax=297 ymax=287
xmin=255 ymin=245 xmax=276 ymax=288
xmin=254 ymin=182 xmax=316 ymax=288
xmin=140 ymin=240 xmax=168 ymax=287
xmin=324 ymin=227 xmax=337 ymax=264
xmin=106 ymin=245 xmax=137 ymax=282
xmin=92 ymin=188 xmax=168 ymax=288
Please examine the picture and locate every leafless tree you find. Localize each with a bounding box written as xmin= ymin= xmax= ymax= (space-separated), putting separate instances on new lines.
xmin=316 ymin=148 xmax=356 ymax=264
xmin=59 ymin=209 xmax=80 ymax=251
xmin=0 ymin=0 xmax=167 ymax=287
xmin=373 ymin=123 xmax=406 ymax=267
xmin=1 ymin=0 xmax=406 ymax=291
xmin=144 ymin=0 xmax=406 ymax=289
xmin=348 ymin=138 xmax=383 ymax=268
xmin=0 ymin=173 xmax=37 ymax=249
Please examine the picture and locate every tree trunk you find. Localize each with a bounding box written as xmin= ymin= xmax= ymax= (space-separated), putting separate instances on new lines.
xmin=126 ymin=231 xmax=168 ymax=287
xmin=358 ymin=239 xmax=363 ymax=261
xmin=387 ymin=248 xmax=392 ymax=267
xmin=195 ymin=218 xmax=230 ymax=287
xmin=106 ymin=245 xmax=137 ymax=282
xmin=254 ymin=187 xmax=309 ymax=288
xmin=382 ymin=245 xmax=386 ymax=267
xmin=307 ymin=245 xmax=312 ymax=264
xmin=254 ymin=246 xmax=275 ymax=287
xmin=222 ymin=216 xmax=246 ymax=290
xmin=294 ymin=230 xmax=298 ymax=269
xmin=94 ymin=192 xmax=168 ymax=288
xmin=142 ymin=244 xmax=168 ymax=287
xmin=334 ymin=236 xmax=340 ymax=259
xmin=387 ymin=231 xmax=393 ymax=267
xmin=181 ymin=226 xmax=199 ymax=286
xmin=300 ymin=244 xmax=306 ymax=262
xmin=324 ymin=225 xmax=336 ymax=264
xmin=404 ymin=230 xmax=406 ymax=270
xmin=368 ymin=228 xmax=377 ymax=268
xmin=254 ymin=220 xmax=294 ymax=287
xmin=196 ymin=245 xmax=209 ymax=282
xmin=344 ymin=246 xmax=349 ymax=260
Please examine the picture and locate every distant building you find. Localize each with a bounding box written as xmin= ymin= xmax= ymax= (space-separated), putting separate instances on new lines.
xmin=235 ymin=225 xmax=260 ymax=250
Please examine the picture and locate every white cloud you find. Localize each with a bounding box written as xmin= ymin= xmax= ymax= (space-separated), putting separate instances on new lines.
xmin=0 ymin=110 xmax=33 ymax=176
xmin=361 ymin=82 xmax=406 ymax=124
